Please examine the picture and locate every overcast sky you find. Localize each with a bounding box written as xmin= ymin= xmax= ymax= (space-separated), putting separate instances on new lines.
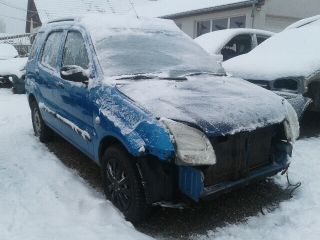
xmin=0 ymin=0 xmax=28 ymax=34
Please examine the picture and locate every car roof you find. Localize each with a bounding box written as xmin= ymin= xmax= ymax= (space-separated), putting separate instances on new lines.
xmin=285 ymin=15 xmax=320 ymax=30
xmin=195 ymin=28 xmax=274 ymax=55
xmin=43 ymin=13 xmax=179 ymax=40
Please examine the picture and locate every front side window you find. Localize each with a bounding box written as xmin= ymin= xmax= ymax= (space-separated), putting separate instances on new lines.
xmin=230 ymin=16 xmax=246 ymax=28
xmin=197 ymin=20 xmax=211 ymax=37
xmin=212 ymin=18 xmax=228 ymax=31
xmin=62 ymin=31 xmax=89 ymax=69
xmin=41 ymin=32 xmax=63 ymax=69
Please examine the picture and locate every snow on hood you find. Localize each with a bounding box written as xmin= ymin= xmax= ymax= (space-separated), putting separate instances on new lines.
xmin=116 ymin=76 xmax=286 ymax=136
xmin=223 ymin=24 xmax=320 ymax=81
xmin=0 ymin=44 xmax=18 ymax=60
xmin=0 ymin=58 xmax=28 ymax=78
xmin=195 ymin=28 xmax=274 ymax=55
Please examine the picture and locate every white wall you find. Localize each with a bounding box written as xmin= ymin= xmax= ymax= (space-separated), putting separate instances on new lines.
xmin=171 ymin=0 xmax=320 ymax=37
xmin=173 ymin=7 xmax=252 ymax=38
xmin=253 ymin=0 xmax=320 ymax=32
xmin=0 ymin=19 xmax=6 ymax=33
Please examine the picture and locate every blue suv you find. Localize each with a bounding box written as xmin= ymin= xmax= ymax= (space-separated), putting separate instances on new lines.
xmin=26 ymin=14 xmax=299 ymax=222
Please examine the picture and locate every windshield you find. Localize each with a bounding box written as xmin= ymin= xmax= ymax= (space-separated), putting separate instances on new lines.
xmin=95 ymin=29 xmax=224 ymax=78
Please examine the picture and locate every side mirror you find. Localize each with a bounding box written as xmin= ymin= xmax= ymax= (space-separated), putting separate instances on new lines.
xmin=60 ymin=65 xmax=89 ymax=84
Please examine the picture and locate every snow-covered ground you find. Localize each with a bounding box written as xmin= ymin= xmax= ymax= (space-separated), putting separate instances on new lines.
xmin=0 ymin=89 xmax=151 ymax=240
xmin=1 ymin=88 xmax=320 ymax=240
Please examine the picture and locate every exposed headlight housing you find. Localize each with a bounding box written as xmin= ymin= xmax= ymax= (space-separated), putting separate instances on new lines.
xmin=283 ymin=100 xmax=300 ymax=142
xmin=161 ymin=118 xmax=216 ymax=166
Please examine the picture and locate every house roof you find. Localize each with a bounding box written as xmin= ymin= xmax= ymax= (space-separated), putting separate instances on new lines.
xmin=134 ymin=0 xmax=256 ymax=19
xmin=33 ymin=0 xmax=150 ymax=23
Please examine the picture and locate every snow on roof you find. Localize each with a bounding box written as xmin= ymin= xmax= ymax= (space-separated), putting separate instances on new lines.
xmin=285 ymin=15 xmax=320 ymax=30
xmin=195 ymin=28 xmax=274 ymax=55
xmin=79 ymin=13 xmax=179 ymax=42
xmin=133 ymin=0 xmax=252 ymax=18
xmin=0 ymin=44 xmax=18 ymax=60
xmin=223 ymin=23 xmax=320 ymax=80
xmin=34 ymin=0 xmax=150 ymax=23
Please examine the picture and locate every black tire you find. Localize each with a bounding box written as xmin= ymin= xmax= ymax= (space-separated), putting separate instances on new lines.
xmin=30 ymin=101 xmax=53 ymax=143
xmin=101 ymin=144 xmax=150 ymax=222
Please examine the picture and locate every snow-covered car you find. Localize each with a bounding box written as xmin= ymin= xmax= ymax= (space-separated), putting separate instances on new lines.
xmin=26 ymin=14 xmax=298 ymax=222
xmin=222 ymin=19 xmax=320 ymax=117
xmin=0 ymin=43 xmax=27 ymax=94
xmin=285 ymin=15 xmax=320 ymax=30
xmin=195 ymin=28 xmax=274 ymax=61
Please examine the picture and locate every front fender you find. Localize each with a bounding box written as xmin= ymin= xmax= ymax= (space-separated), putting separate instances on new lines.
xmin=92 ymin=85 xmax=175 ymax=162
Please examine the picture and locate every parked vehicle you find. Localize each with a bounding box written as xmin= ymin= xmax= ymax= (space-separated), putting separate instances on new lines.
xmin=223 ymin=18 xmax=320 ymax=117
xmin=195 ymin=28 xmax=274 ymax=61
xmin=0 ymin=43 xmax=27 ymax=94
xmin=26 ymin=14 xmax=298 ymax=222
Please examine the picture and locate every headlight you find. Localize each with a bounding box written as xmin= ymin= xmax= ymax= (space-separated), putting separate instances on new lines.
xmin=283 ymin=100 xmax=300 ymax=142
xmin=161 ymin=118 xmax=216 ymax=166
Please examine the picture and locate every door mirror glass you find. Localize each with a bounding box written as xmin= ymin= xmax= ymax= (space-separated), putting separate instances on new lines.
xmin=60 ymin=65 xmax=89 ymax=83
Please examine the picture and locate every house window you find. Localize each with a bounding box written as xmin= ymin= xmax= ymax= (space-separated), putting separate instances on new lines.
xmin=230 ymin=16 xmax=246 ymax=28
xmin=196 ymin=20 xmax=211 ymax=37
xmin=212 ymin=18 xmax=228 ymax=31
xmin=196 ymin=15 xmax=247 ymax=37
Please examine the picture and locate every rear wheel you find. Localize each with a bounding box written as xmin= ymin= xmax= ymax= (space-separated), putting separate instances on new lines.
xmin=101 ymin=145 xmax=150 ymax=222
xmin=31 ymin=101 xmax=53 ymax=142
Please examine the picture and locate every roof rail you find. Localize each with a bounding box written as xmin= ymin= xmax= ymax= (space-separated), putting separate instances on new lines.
xmin=47 ymin=17 xmax=77 ymax=24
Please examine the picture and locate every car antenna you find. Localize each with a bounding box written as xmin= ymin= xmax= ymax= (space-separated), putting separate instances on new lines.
xmin=128 ymin=0 xmax=140 ymax=19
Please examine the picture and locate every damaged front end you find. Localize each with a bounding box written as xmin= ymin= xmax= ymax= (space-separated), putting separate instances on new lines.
xmin=161 ymin=102 xmax=298 ymax=202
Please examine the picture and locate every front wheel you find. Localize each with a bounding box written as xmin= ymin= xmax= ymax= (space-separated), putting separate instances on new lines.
xmin=31 ymin=101 xmax=53 ymax=142
xmin=101 ymin=145 xmax=150 ymax=222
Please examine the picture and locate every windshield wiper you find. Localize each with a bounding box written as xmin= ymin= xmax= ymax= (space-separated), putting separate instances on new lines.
xmin=185 ymin=72 xmax=226 ymax=77
xmin=116 ymin=74 xmax=156 ymax=80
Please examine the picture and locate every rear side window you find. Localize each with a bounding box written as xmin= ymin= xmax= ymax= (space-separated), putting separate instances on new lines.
xmin=62 ymin=31 xmax=89 ymax=69
xmin=257 ymin=35 xmax=270 ymax=45
xmin=41 ymin=32 xmax=63 ymax=69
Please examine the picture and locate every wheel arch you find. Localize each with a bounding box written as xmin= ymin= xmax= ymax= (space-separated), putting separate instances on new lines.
xmin=98 ymin=135 xmax=131 ymax=164
xmin=28 ymin=93 xmax=37 ymax=107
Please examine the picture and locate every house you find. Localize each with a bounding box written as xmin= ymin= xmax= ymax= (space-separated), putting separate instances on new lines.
xmin=134 ymin=0 xmax=320 ymax=38
xmin=25 ymin=0 xmax=151 ymax=33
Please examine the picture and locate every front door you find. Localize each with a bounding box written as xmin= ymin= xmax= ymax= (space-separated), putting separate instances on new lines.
xmin=54 ymin=31 xmax=94 ymax=157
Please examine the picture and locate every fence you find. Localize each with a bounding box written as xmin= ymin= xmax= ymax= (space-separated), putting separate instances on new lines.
xmin=0 ymin=33 xmax=33 ymax=57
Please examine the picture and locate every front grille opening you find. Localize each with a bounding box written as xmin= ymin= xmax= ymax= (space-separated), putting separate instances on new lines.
xmin=204 ymin=124 xmax=281 ymax=187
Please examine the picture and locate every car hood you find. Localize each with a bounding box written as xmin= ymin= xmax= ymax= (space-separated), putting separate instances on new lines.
xmin=116 ymin=75 xmax=286 ymax=136
xmin=0 ymin=58 xmax=28 ymax=78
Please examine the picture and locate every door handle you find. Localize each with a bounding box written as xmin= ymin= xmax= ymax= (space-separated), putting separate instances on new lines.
xmin=56 ymin=82 xmax=65 ymax=89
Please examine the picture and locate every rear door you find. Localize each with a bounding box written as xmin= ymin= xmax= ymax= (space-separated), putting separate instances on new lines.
xmin=36 ymin=31 xmax=65 ymax=127
xmin=54 ymin=30 xmax=94 ymax=157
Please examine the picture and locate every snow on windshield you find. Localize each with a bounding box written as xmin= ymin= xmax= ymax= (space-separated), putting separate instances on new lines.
xmin=0 ymin=44 xmax=18 ymax=60
xmin=81 ymin=14 xmax=223 ymax=78
xmin=223 ymin=24 xmax=320 ymax=80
